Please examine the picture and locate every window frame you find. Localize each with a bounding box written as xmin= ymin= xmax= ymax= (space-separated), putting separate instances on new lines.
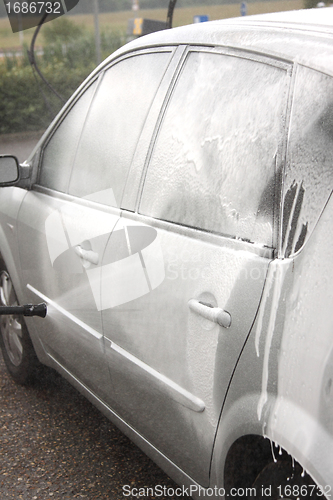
xmin=134 ymin=45 xmax=293 ymax=254
xmin=36 ymin=47 xmax=176 ymax=200
xmin=280 ymin=62 xmax=333 ymax=259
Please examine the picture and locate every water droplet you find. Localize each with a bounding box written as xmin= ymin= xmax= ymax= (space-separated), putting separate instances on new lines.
xmin=270 ymin=440 xmax=277 ymax=463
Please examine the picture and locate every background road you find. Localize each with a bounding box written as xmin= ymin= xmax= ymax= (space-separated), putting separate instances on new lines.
xmin=0 ymin=131 xmax=44 ymax=163
xmin=0 ymin=131 xmax=192 ymax=499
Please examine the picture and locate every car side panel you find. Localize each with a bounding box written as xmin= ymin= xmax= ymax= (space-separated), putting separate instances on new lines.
xmin=102 ymin=212 xmax=272 ymax=486
xmin=211 ymin=192 xmax=333 ymax=491
xmin=17 ymin=190 xmax=119 ymax=400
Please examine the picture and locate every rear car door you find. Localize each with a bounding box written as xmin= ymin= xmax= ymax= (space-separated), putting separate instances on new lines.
xmin=17 ymin=49 xmax=173 ymax=399
xmin=101 ymin=48 xmax=292 ymax=485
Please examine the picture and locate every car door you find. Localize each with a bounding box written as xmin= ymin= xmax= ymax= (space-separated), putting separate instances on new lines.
xmin=17 ymin=48 xmax=173 ymax=399
xmin=101 ymin=48 xmax=292 ymax=485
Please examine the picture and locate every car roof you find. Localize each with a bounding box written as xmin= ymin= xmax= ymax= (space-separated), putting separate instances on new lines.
xmin=110 ymin=7 xmax=333 ymax=77
xmin=225 ymin=6 xmax=333 ymax=30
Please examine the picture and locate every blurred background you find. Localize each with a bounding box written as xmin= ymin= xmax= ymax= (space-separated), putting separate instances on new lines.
xmin=0 ymin=0 xmax=326 ymax=154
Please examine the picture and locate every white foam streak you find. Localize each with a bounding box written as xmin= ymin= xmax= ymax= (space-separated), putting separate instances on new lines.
xmin=27 ymin=284 xmax=103 ymax=339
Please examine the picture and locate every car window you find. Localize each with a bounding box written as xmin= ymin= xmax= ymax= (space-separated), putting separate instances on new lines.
xmin=282 ymin=65 xmax=333 ymax=257
xmin=140 ymin=51 xmax=289 ymax=247
xmin=67 ymin=51 xmax=171 ymax=207
xmin=39 ymin=81 xmax=97 ymax=193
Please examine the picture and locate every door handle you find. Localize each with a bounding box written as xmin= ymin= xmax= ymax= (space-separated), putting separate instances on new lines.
xmin=74 ymin=245 xmax=99 ymax=266
xmin=188 ymin=299 xmax=231 ymax=328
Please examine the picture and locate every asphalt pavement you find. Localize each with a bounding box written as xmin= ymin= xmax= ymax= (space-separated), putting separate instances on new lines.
xmin=0 ymin=355 xmax=192 ymax=500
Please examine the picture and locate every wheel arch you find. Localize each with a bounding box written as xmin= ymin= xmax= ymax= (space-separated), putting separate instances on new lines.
xmin=210 ymin=392 xmax=333 ymax=493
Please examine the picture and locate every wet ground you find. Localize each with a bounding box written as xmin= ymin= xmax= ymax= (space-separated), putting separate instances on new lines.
xmin=0 ymin=355 xmax=191 ymax=500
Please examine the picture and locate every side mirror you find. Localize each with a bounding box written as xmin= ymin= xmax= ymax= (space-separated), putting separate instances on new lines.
xmin=0 ymin=155 xmax=20 ymax=186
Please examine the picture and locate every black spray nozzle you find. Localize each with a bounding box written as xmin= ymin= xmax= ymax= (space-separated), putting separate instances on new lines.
xmin=0 ymin=303 xmax=47 ymax=318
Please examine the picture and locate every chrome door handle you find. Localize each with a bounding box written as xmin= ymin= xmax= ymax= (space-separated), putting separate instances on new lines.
xmin=188 ymin=299 xmax=231 ymax=328
xmin=74 ymin=245 xmax=99 ymax=265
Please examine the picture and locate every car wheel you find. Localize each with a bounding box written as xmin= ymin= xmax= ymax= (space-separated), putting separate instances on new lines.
xmin=253 ymin=459 xmax=324 ymax=500
xmin=0 ymin=265 xmax=41 ymax=384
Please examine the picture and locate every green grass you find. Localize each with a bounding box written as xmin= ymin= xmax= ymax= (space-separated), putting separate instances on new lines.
xmin=0 ymin=0 xmax=303 ymax=51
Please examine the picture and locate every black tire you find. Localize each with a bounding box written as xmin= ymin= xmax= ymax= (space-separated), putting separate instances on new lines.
xmin=253 ymin=459 xmax=324 ymax=500
xmin=0 ymin=263 xmax=42 ymax=385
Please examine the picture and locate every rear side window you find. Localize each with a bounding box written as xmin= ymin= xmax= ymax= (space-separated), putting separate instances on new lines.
xmin=140 ymin=51 xmax=289 ymax=247
xmin=68 ymin=51 xmax=171 ymax=207
xmin=282 ymin=65 xmax=333 ymax=257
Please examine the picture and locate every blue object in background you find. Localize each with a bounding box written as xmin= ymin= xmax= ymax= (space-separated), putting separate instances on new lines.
xmin=193 ymin=15 xmax=209 ymax=23
xmin=240 ymin=1 xmax=248 ymax=16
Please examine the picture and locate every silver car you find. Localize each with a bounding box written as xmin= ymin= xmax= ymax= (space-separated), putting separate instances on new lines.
xmin=1 ymin=7 xmax=333 ymax=499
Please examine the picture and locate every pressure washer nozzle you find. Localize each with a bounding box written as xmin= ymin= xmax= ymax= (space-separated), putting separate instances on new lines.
xmin=23 ymin=303 xmax=47 ymax=318
xmin=0 ymin=303 xmax=47 ymax=318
